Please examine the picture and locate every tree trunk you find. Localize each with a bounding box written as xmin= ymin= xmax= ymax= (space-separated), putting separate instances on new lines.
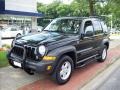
xmin=89 ymin=0 xmax=94 ymax=16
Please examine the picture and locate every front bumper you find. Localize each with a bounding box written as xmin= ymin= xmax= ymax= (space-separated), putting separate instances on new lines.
xmin=8 ymin=55 xmax=55 ymax=74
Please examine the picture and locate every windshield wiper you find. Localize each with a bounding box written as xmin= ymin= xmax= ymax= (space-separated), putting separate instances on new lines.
xmin=44 ymin=30 xmax=64 ymax=33
xmin=44 ymin=30 xmax=57 ymax=32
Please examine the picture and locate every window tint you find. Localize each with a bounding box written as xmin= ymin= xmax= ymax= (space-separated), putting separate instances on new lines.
xmin=44 ymin=19 xmax=81 ymax=34
xmin=84 ymin=21 xmax=94 ymax=36
xmin=93 ymin=20 xmax=103 ymax=34
xmin=101 ymin=21 xmax=108 ymax=33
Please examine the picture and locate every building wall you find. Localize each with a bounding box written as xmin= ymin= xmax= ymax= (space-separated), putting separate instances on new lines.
xmin=5 ymin=0 xmax=37 ymax=13
xmin=0 ymin=0 xmax=5 ymax=11
xmin=0 ymin=0 xmax=40 ymax=30
xmin=31 ymin=17 xmax=37 ymax=29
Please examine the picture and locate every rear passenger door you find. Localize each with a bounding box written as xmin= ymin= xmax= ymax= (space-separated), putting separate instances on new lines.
xmin=92 ymin=20 xmax=104 ymax=50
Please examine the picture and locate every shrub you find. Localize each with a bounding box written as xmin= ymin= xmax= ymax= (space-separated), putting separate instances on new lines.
xmin=0 ymin=51 xmax=9 ymax=67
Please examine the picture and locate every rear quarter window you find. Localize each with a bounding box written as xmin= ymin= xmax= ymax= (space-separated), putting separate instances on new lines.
xmin=100 ymin=21 xmax=108 ymax=33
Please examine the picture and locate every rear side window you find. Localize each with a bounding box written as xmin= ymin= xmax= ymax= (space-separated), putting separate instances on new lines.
xmin=92 ymin=20 xmax=103 ymax=34
xmin=100 ymin=21 xmax=108 ymax=33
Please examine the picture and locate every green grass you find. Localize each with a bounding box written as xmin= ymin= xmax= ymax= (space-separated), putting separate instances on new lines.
xmin=0 ymin=51 xmax=9 ymax=68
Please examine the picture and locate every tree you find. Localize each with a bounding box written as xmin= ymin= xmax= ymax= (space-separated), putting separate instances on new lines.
xmin=56 ymin=4 xmax=71 ymax=17
xmin=89 ymin=0 xmax=94 ymax=16
xmin=37 ymin=0 xmax=89 ymax=18
xmin=37 ymin=0 xmax=120 ymax=29
xmin=70 ymin=0 xmax=89 ymax=16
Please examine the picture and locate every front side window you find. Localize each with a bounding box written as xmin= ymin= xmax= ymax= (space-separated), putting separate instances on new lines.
xmin=44 ymin=19 xmax=81 ymax=34
xmin=84 ymin=21 xmax=94 ymax=37
xmin=93 ymin=20 xmax=103 ymax=34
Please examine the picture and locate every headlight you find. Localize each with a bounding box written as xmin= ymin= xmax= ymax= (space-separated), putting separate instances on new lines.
xmin=38 ymin=45 xmax=46 ymax=56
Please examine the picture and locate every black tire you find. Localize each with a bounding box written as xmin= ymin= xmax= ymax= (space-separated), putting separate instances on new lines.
xmin=97 ymin=45 xmax=107 ymax=62
xmin=24 ymin=68 xmax=34 ymax=75
xmin=51 ymin=55 xmax=74 ymax=84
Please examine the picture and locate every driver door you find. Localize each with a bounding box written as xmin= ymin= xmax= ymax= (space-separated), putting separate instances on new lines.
xmin=77 ymin=20 xmax=96 ymax=62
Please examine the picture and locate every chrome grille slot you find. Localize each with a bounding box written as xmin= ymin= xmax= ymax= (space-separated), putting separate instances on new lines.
xmin=25 ymin=46 xmax=36 ymax=60
xmin=11 ymin=46 xmax=24 ymax=59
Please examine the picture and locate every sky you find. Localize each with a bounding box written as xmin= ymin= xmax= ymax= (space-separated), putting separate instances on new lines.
xmin=37 ymin=0 xmax=73 ymax=4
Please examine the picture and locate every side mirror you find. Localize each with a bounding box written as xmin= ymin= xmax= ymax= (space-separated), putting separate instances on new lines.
xmin=16 ymin=33 xmax=21 ymax=38
xmin=80 ymin=34 xmax=84 ymax=40
xmin=15 ymin=33 xmax=22 ymax=39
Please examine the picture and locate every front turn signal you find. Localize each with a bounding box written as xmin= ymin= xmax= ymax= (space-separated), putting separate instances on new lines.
xmin=43 ymin=56 xmax=56 ymax=61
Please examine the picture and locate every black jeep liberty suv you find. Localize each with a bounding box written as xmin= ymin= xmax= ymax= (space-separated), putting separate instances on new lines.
xmin=8 ymin=17 xmax=109 ymax=84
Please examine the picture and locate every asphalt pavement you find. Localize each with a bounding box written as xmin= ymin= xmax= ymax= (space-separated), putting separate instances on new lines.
xmin=0 ymin=66 xmax=45 ymax=90
xmin=80 ymin=56 xmax=120 ymax=90
xmin=1 ymin=39 xmax=120 ymax=90
xmin=98 ymin=66 xmax=120 ymax=90
xmin=17 ymin=40 xmax=120 ymax=90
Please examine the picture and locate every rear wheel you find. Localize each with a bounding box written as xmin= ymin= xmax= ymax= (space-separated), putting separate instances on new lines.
xmin=97 ymin=45 xmax=107 ymax=62
xmin=51 ymin=55 xmax=74 ymax=84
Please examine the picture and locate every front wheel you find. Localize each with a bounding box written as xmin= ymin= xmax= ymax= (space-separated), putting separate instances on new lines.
xmin=97 ymin=45 xmax=107 ymax=62
xmin=51 ymin=55 xmax=74 ymax=84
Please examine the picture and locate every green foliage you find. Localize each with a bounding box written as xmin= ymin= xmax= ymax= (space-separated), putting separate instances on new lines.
xmin=56 ymin=4 xmax=71 ymax=17
xmin=0 ymin=51 xmax=9 ymax=68
xmin=37 ymin=0 xmax=89 ymax=18
xmin=37 ymin=0 xmax=120 ymax=29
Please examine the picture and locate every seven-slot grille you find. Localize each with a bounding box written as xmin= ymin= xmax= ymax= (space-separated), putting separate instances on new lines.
xmin=11 ymin=45 xmax=37 ymax=60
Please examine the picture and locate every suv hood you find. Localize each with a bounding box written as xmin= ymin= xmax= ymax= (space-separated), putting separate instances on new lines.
xmin=16 ymin=31 xmax=78 ymax=46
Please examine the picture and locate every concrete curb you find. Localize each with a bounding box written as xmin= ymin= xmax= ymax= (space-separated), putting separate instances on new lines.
xmin=80 ymin=57 xmax=120 ymax=90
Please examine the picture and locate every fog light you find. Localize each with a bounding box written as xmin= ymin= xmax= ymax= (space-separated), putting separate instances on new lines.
xmin=47 ymin=65 xmax=52 ymax=70
xmin=43 ymin=56 xmax=56 ymax=61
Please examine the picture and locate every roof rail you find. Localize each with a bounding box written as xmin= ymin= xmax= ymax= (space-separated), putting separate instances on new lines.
xmin=89 ymin=16 xmax=103 ymax=20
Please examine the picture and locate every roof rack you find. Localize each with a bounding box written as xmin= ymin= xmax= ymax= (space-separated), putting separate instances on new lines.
xmin=89 ymin=16 xmax=103 ymax=20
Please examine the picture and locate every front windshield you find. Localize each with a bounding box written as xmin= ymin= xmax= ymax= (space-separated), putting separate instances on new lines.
xmin=44 ymin=18 xmax=81 ymax=34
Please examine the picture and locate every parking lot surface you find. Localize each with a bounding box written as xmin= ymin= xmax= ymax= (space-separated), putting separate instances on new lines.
xmin=0 ymin=40 xmax=120 ymax=90
xmin=18 ymin=45 xmax=120 ymax=90
xmin=98 ymin=66 xmax=120 ymax=90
